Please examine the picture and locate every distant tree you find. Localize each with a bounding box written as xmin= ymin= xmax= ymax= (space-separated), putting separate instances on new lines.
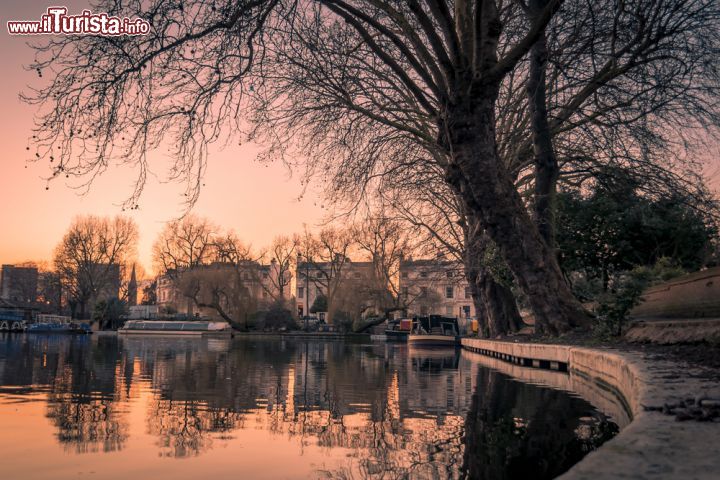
xmin=260 ymin=235 xmax=299 ymax=304
xmin=37 ymin=270 xmax=62 ymax=314
xmin=178 ymin=266 xmax=257 ymax=328
xmin=263 ymin=302 xmax=296 ymax=330
xmin=54 ymin=215 xmax=138 ymax=319
xmin=152 ymin=215 xmax=216 ymax=279
xmin=153 ymin=216 xmax=285 ymax=326
xmin=141 ymin=280 xmax=157 ymax=305
xmin=153 ymin=214 xmax=216 ymax=313
xmin=92 ymin=297 xmax=128 ymax=330
xmin=309 ymin=295 xmax=327 ymax=315
xmin=298 ymin=227 xmax=355 ymax=324
xmin=354 ymin=215 xmax=413 ymax=319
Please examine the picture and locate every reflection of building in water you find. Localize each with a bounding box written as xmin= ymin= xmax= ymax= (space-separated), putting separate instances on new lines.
xmin=400 ymin=348 xmax=475 ymax=421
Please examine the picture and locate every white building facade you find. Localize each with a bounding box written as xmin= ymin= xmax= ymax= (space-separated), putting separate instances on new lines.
xmin=294 ymin=257 xmax=376 ymax=321
xmin=398 ymin=258 xmax=475 ymax=319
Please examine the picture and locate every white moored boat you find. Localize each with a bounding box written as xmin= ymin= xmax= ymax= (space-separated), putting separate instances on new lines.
xmin=118 ymin=320 xmax=233 ymax=336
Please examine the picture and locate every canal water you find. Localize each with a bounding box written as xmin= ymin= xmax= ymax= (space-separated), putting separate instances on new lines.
xmin=0 ymin=335 xmax=618 ymax=479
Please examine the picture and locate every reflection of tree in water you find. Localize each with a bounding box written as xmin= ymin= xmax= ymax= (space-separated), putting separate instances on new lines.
xmin=461 ymin=369 xmax=619 ymax=480
xmin=14 ymin=335 xmax=130 ymax=455
xmin=46 ymin=394 xmax=128 ymax=454
xmin=308 ymin=412 xmax=466 ymax=479
xmin=147 ymin=398 xmax=243 ymax=458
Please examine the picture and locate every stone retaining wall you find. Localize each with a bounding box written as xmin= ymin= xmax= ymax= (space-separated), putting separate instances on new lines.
xmin=624 ymin=267 xmax=720 ymax=343
xmin=630 ymin=266 xmax=720 ymax=319
xmin=461 ymin=338 xmax=720 ymax=479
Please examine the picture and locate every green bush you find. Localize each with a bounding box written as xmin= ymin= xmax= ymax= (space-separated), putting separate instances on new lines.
xmin=594 ymin=258 xmax=684 ymax=338
xmin=244 ymin=303 xmax=297 ymax=331
xmin=265 ymin=304 xmax=297 ymax=330
xmin=310 ymin=295 xmax=327 ymax=314
xmin=92 ymin=297 xmax=128 ymax=330
xmin=332 ymin=311 xmax=354 ymax=333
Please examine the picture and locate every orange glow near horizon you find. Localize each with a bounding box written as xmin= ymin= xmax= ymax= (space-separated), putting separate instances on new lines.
xmin=0 ymin=1 xmax=326 ymax=274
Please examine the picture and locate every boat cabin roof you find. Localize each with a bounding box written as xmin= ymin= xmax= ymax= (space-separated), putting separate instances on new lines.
xmin=121 ymin=320 xmax=230 ymax=331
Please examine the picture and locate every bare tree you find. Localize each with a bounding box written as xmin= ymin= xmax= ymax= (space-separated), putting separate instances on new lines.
xmin=178 ymin=264 xmax=258 ymax=328
xmin=297 ymin=227 xmax=356 ymax=324
xmin=261 ymin=235 xmax=299 ymax=304
xmin=54 ymin=215 xmax=138 ymax=319
xmin=353 ymin=214 xmax=414 ymax=319
xmin=153 ymin=218 xmax=272 ymax=325
xmin=152 ymin=214 xmax=216 ymax=278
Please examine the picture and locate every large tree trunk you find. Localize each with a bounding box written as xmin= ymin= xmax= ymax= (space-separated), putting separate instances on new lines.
xmin=478 ymin=268 xmax=524 ymax=337
xmin=443 ymin=87 xmax=589 ymax=335
xmin=528 ymin=0 xmax=560 ymax=247
xmin=463 ymin=216 xmax=523 ymax=338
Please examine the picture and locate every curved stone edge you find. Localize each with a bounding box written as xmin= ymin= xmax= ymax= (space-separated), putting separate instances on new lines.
xmin=461 ymin=338 xmax=720 ymax=479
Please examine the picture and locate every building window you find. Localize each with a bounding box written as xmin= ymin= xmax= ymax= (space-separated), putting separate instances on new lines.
xmin=420 ymin=286 xmax=428 ymax=298
xmin=446 ymin=286 xmax=454 ymax=299
xmin=420 ymin=271 xmax=428 ymax=278
xmin=420 ymin=305 xmax=428 ymax=315
xmin=401 ymin=286 xmax=408 ymax=297
xmin=298 ymin=286 xmax=304 ymax=297
xmin=465 ymin=287 xmax=471 ymax=299
xmin=446 ymin=306 xmax=453 ymax=316
xmin=401 ymin=271 xmax=408 ymax=278
xmin=446 ymin=270 xmax=454 ymax=278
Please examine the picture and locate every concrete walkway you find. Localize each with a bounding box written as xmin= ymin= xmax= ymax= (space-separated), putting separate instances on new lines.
xmin=461 ymin=338 xmax=720 ymax=479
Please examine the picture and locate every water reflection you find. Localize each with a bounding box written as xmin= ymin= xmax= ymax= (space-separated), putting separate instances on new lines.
xmin=0 ymin=334 xmax=617 ymax=479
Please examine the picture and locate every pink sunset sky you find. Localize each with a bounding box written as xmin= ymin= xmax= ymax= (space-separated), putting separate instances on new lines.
xmin=1 ymin=2 xmax=719 ymax=276
xmin=0 ymin=1 xmax=327 ymax=274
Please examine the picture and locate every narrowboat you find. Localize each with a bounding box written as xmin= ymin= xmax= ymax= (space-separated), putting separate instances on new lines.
xmin=385 ymin=318 xmax=414 ymax=342
xmin=407 ymin=315 xmax=460 ymax=347
xmin=118 ymin=320 xmax=233 ymax=336
xmin=26 ymin=320 xmax=92 ymax=334
xmin=0 ymin=320 xmax=26 ymax=332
